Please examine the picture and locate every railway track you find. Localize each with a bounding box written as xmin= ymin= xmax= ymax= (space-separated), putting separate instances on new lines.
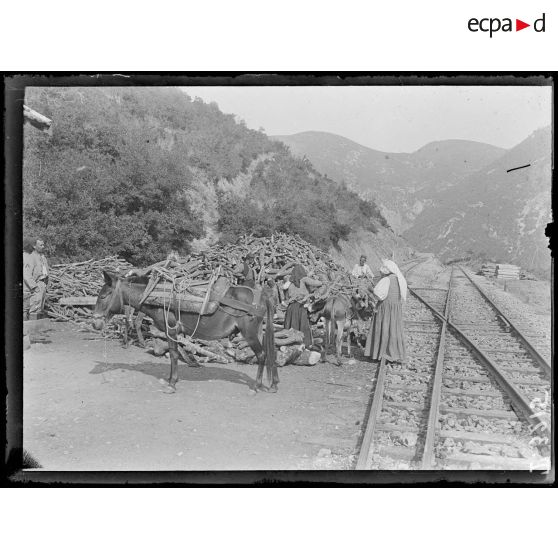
xmin=355 ymin=265 xmax=551 ymax=470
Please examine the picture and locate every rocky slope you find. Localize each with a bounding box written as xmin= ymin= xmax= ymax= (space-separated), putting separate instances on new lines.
xmin=405 ymin=126 xmax=552 ymax=274
xmin=273 ymin=131 xmax=505 ymax=233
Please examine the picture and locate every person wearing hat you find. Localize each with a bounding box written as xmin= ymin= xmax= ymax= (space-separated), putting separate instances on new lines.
xmin=365 ymin=259 xmax=407 ymax=364
xmin=26 ymin=237 xmax=50 ymax=318
xmin=352 ymin=255 xmax=374 ymax=280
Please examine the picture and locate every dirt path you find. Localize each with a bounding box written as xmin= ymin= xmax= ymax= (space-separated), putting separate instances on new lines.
xmin=23 ymin=263 xmax=550 ymax=472
xmin=24 ymin=323 xmax=376 ymax=471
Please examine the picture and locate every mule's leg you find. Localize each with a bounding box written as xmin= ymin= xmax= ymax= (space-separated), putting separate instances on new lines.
xmin=161 ymin=336 xmax=180 ymax=393
xmin=335 ymin=320 xmax=344 ymax=366
xmin=135 ymin=312 xmax=146 ymax=348
xmin=252 ymin=337 xmax=266 ymax=392
xmin=347 ymin=322 xmax=353 ymax=359
xmin=240 ymin=321 xmax=265 ymax=392
xmin=121 ymin=320 xmax=129 ymax=348
xmin=270 ymin=358 xmax=280 ymax=392
xmin=320 ymin=319 xmax=328 ymax=362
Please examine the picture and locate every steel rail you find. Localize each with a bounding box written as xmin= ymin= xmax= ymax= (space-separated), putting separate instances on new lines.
xmin=408 ymin=285 xmax=546 ymax=431
xmin=355 ymin=357 xmax=387 ymax=469
xmin=420 ymin=267 xmax=454 ymax=469
xmin=356 ymin=263 xmax=447 ymax=469
xmin=401 ymin=256 xmax=430 ymax=276
xmin=458 ymin=266 xmax=551 ymax=377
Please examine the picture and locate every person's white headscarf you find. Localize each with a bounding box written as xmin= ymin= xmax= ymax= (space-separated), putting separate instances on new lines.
xmin=382 ymin=259 xmax=407 ymax=302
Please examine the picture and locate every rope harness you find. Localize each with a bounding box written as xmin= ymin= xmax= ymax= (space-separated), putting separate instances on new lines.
xmin=160 ymin=268 xmax=220 ymax=340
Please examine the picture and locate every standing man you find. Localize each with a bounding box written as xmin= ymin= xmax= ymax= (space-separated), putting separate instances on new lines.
xmin=27 ymin=237 xmax=50 ymax=318
xmin=23 ymin=237 xmax=36 ymax=320
xmin=352 ymin=255 xmax=374 ymax=280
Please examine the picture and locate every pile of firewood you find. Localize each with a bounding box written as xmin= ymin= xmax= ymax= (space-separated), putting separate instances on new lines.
xmin=146 ymin=324 xmax=322 ymax=367
xmin=42 ymin=233 xmax=372 ymax=364
xmin=45 ymin=256 xmax=132 ymax=326
xmin=146 ymin=232 xmax=345 ymax=285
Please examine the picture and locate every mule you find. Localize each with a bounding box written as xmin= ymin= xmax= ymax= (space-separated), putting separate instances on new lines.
xmin=309 ymin=291 xmax=373 ymax=365
xmin=93 ymin=271 xmax=278 ymax=393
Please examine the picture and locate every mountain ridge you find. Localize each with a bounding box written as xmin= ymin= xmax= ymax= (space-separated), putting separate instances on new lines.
xmin=406 ymin=126 xmax=552 ymax=274
xmin=274 ymin=127 xmax=551 ymax=273
xmin=272 ymin=130 xmax=506 ymax=232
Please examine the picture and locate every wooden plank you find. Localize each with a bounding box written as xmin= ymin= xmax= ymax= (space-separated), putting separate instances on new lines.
xmin=385 ymin=401 xmax=428 ymax=412
xmin=23 ymin=104 xmax=52 ymax=130
xmin=389 ymin=370 xmax=432 ymax=380
xmin=385 ymin=384 xmax=428 ymax=393
xmin=452 ymin=324 xmax=506 ymax=330
xmin=439 ymin=405 xmax=517 ymax=420
xmin=376 ymin=423 xmax=420 ymax=434
xmin=439 ymin=429 xmax=528 ymax=445
xmin=444 ymin=373 xmax=492 ymax=383
xmin=501 ymin=367 xmax=544 ymax=375
xmin=444 ymin=452 xmax=546 ymax=470
xmin=443 ymin=387 xmax=505 ymax=398
xmin=444 ymin=373 xmax=546 ymax=387
xmin=375 ymin=444 xmax=418 ymax=461
xmin=58 ymin=296 xmax=97 ymax=306
xmin=484 ymin=348 xmax=529 ymax=355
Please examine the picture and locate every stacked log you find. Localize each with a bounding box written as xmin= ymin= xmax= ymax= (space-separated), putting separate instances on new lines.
xmin=496 ymin=264 xmax=520 ymax=280
xmin=41 ymin=233 xmax=372 ymax=365
xmin=144 ymin=232 xmax=345 ymax=286
xmin=481 ymin=262 xmax=498 ymax=277
xmin=45 ymin=256 xmax=132 ymax=326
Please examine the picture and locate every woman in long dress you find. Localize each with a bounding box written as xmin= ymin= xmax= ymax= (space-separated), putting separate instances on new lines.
xmin=282 ymin=264 xmax=322 ymax=347
xmin=364 ymin=259 xmax=407 ymax=363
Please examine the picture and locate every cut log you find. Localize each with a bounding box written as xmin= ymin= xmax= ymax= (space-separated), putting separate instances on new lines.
xmin=58 ymin=296 xmax=98 ymax=306
xmin=294 ymin=350 xmax=322 ymax=366
xmin=276 ymin=345 xmax=303 ymax=367
xmin=23 ymin=105 xmax=52 ymax=131
xmin=176 ymin=336 xmax=230 ymax=363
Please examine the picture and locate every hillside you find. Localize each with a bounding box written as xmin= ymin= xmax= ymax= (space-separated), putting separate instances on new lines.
xmin=405 ymin=126 xmax=552 ymax=274
xmin=273 ymin=131 xmax=505 ymax=232
xmin=23 ymin=87 xmax=402 ymax=267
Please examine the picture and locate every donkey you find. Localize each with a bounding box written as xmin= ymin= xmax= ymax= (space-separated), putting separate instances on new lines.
xmin=309 ymin=291 xmax=373 ymax=366
xmin=93 ymin=271 xmax=278 ymax=393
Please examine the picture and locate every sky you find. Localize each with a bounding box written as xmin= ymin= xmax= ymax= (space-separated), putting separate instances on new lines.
xmin=181 ymin=86 xmax=552 ymax=153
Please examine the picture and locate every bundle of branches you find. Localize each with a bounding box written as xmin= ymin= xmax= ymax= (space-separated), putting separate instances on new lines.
xmin=226 ymin=232 xmax=343 ymax=279
xmin=146 ymin=326 xmax=234 ymax=364
xmin=140 ymin=232 xmax=345 ymax=287
xmin=45 ymin=256 xmax=132 ymax=323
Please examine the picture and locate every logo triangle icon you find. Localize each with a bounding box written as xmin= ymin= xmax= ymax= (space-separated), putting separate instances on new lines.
xmin=516 ymin=19 xmax=530 ymax=31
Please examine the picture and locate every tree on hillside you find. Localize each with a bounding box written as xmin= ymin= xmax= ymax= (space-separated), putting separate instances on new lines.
xmin=23 ymin=86 xmax=388 ymax=263
xmin=216 ymin=153 xmax=384 ymax=249
xmin=23 ymin=87 xmax=277 ymax=264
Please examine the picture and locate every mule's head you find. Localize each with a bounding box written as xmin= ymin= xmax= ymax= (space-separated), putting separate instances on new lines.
xmin=307 ymin=297 xmax=327 ymax=322
xmin=352 ymin=289 xmax=375 ymax=318
xmin=92 ymin=270 xmax=124 ymax=330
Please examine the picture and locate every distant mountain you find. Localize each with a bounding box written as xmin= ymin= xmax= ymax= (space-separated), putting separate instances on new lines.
xmin=272 ymin=131 xmax=505 ymax=232
xmin=405 ymin=126 xmax=552 ymax=274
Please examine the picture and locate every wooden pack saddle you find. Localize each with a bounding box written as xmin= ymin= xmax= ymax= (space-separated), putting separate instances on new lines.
xmin=139 ymin=275 xmax=266 ymax=318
